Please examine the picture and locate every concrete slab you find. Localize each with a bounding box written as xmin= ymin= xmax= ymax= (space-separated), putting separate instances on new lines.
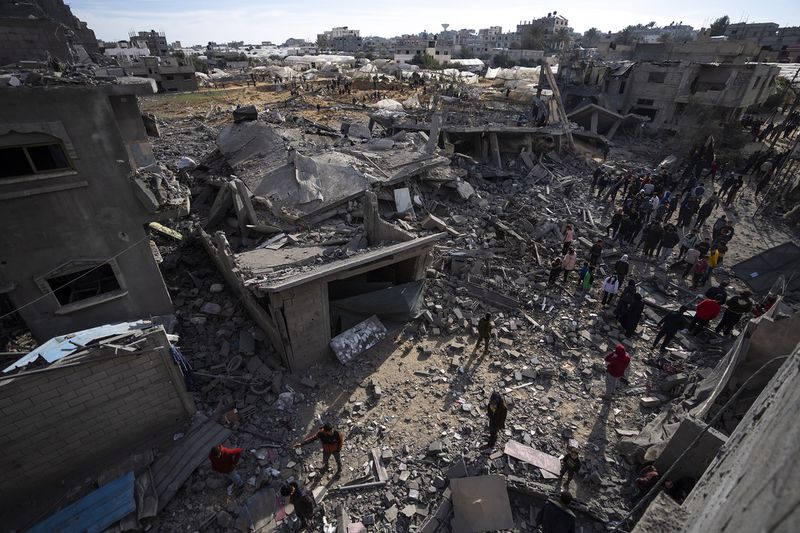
xmin=504 ymin=440 xmax=561 ymax=475
xmin=329 ymin=315 xmax=388 ymax=364
xmin=449 ymin=475 xmax=514 ymax=532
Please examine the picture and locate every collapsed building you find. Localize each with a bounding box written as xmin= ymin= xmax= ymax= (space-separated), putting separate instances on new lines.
xmin=559 ymin=41 xmax=781 ymax=132
xmin=0 ymin=76 xmax=189 ymax=342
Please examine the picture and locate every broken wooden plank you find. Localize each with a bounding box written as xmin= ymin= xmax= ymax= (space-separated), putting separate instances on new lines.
xmin=503 ymin=440 xmax=561 ymax=476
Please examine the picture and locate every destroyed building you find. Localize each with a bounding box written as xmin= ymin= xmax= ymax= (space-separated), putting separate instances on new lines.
xmin=0 ymin=0 xmax=99 ymax=65
xmin=559 ymin=52 xmax=780 ymax=131
xmin=115 ymin=56 xmax=199 ymax=93
xmin=0 ymin=77 xmax=189 ymax=341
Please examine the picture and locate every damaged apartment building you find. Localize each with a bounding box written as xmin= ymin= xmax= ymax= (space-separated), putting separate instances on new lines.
xmin=0 ymin=75 xmax=189 ymax=343
xmin=559 ymin=40 xmax=781 ymax=134
xmin=197 ymin=118 xmax=454 ymax=370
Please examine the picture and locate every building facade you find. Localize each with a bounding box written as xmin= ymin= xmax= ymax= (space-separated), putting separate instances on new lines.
xmin=132 ymin=30 xmax=169 ymax=56
xmin=119 ymin=56 xmax=198 ymax=93
xmin=0 ymin=80 xmax=189 ymax=342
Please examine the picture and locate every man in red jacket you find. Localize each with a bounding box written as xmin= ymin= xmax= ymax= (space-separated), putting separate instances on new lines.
xmin=690 ymin=297 xmax=722 ymax=334
xmin=209 ymin=443 xmax=244 ymax=490
xmin=295 ymin=422 xmax=344 ymax=476
xmin=604 ymin=344 xmax=631 ymax=400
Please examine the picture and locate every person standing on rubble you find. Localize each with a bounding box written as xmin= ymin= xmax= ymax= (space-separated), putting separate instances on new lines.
xmin=280 ymin=481 xmax=316 ymax=529
xmin=621 ymin=293 xmax=645 ymax=337
xmin=601 ymin=274 xmax=620 ymax=305
xmin=562 ymin=224 xmax=575 ymax=255
xmin=615 ymin=279 xmax=637 ymax=320
xmin=561 ymin=248 xmax=577 ymax=283
xmin=658 ymin=224 xmax=680 ymax=264
xmin=615 ymin=254 xmax=630 ymax=283
xmin=664 ymin=192 xmax=681 ymax=222
xmin=295 ymin=423 xmax=344 ymax=476
xmin=209 ymin=443 xmax=245 ymax=492
xmin=652 ymin=305 xmax=688 ymax=351
xmin=485 ymin=391 xmax=508 ymax=447
xmin=715 ymin=292 xmax=753 ymax=336
xmin=604 ymin=344 xmax=631 ymax=399
xmin=689 ymin=296 xmax=722 ymax=335
xmin=589 ymin=239 xmax=604 ymax=266
xmin=607 ymin=209 xmax=624 ymax=238
xmin=537 ymin=491 xmax=577 ymax=533
xmin=548 ymin=257 xmax=563 ymax=285
xmin=581 ymin=265 xmax=595 ymax=292
xmin=559 ymin=447 xmax=582 ymax=489
xmin=474 ymin=313 xmax=493 ymax=354
xmin=677 ymin=227 xmax=699 ymax=260
xmin=724 ymin=176 xmax=744 ymax=206
xmin=577 ymin=262 xmax=590 ymax=289
xmin=641 ymin=221 xmax=664 ymax=258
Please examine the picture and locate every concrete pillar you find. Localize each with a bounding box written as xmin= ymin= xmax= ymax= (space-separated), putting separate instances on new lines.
xmin=489 ymin=132 xmax=502 ymax=169
xmin=590 ymin=111 xmax=599 ymax=134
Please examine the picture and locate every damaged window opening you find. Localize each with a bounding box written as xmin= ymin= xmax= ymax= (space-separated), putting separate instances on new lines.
xmin=647 ymin=72 xmax=667 ymax=83
xmin=46 ymin=263 xmax=122 ymax=305
xmin=0 ymin=143 xmax=71 ymax=179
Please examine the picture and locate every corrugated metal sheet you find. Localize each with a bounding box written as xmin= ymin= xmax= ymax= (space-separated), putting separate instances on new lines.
xmin=27 ymin=472 xmax=135 ymax=533
xmin=731 ymin=242 xmax=800 ymax=294
xmin=3 ymin=320 xmax=154 ymax=373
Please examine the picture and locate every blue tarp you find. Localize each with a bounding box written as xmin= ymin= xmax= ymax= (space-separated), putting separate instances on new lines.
xmin=27 ymin=472 xmax=135 ymax=533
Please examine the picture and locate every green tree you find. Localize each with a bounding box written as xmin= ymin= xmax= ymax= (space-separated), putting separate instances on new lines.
xmin=552 ymin=27 xmax=572 ymax=50
xmin=171 ymin=50 xmax=186 ymax=60
xmin=646 ymin=21 xmax=657 ymax=28
xmin=410 ymin=53 xmax=438 ymax=69
xmin=316 ymin=35 xmax=328 ymax=50
xmin=658 ymin=33 xmax=673 ymax=43
xmin=709 ymin=15 xmax=730 ymax=36
xmin=583 ymin=27 xmax=600 ymax=47
xmin=618 ymin=26 xmax=635 ymax=45
xmin=521 ymin=25 xmax=546 ymax=50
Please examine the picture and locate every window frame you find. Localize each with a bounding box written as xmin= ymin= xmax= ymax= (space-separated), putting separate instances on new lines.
xmin=35 ymin=259 xmax=129 ymax=315
xmin=0 ymin=140 xmax=74 ymax=181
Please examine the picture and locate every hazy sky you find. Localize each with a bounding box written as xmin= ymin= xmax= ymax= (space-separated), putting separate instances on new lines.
xmin=69 ymin=0 xmax=800 ymax=46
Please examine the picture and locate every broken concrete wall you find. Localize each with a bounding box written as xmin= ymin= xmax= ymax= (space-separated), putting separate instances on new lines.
xmin=0 ymin=86 xmax=175 ymax=342
xmin=653 ymin=417 xmax=727 ymax=481
xmin=0 ymin=327 xmax=195 ymax=504
xmin=635 ymin=347 xmax=800 ymax=533
xmin=364 ymin=191 xmax=415 ymax=245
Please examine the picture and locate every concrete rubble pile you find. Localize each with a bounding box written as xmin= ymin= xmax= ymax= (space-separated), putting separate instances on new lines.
xmin=4 ymin=55 xmax=798 ymax=533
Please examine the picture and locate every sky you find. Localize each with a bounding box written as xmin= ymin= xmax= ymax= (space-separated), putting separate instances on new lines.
xmin=69 ymin=0 xmax=800 ymax=46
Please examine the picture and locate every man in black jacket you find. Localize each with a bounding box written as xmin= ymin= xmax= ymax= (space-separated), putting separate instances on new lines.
xmin=537 ymin=491 xmax=576 ymax=533
xmin=715 ymin=292 xmax=753 ymax=335
xmin=653 ymin=306 xmax=688 ymax=351
xmin=280 ymin=481 xmax=316 ymax=529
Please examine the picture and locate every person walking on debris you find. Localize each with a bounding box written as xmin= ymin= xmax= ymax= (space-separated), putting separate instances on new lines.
xmin=691 ymin=256 xmax=709 ymax=289
xmin=653 ymin=305 xmax=688 ymax=351
xmin=658 ymin=224 xmax=680 ymax=264
xmin=705 ymin=283 xmax=728 ymax=305
xmin=548 ymin=257 xmax=562 ymax=285
xmin=724 ymin=176 xmax=744 ymax=206
xmin=295 ymin=423 xmax=344 ymax=476
xmin=209 ymin=443 xmax=245 ymax=492
xmin=608 ymin=209 xmax=624 ymax=238
xmin=589 ymin=239 xmax=603 ymax=266
xmin=561 ymin=248 xmax=577 ymax=283
xmin=615 ymin=280 xmax=637 ymax=319
xmin=485 ymin=391 xmax=508 ymax=447
xmin=715 ymin=292 xmax=753 ymax=336
xmin=580 ymin=265 xmax=595 ymax=292
xmin=712 ymin=215 xmax=728 ymax=242
xmin=615 ymin=254 xmax=630 ymax=283
xmin=601 ymin=274 xmax=620 ymax=305
xmin=562 ymin=224 xmax=575 ymax=254
xmin=604 ymin=344 xmax=631 ymax=399
xmin=680 ymin=245 xmax=701 ymax=279
xmin=559 ymin=447 xmax=582 ymax=489
xmin=576 ymin=262 xmax=590 ymax=288
xmin=689 ymin=296 xmax=722 ymax=335
xmin=621 ymin=293 xmax=645 ymax=337
xmin=280 ymin=481 xmax=316 ymax=529
xmin=474 ymin=313 xmax=493 ymax=354
xmin=538 ymin=491 xmax=577 ymax=533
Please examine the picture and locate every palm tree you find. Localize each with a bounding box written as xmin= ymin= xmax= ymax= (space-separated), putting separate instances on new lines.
xmin=522 ymin=25 xmax=545 ymax=50
xmin=552 ymin=27 xmax=572 ymax=50
xmin=583 ymin=27 xmax=600 ymax=47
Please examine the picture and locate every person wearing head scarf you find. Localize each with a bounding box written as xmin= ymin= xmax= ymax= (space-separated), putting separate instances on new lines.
xmin=621 ymin=293 xmax=646 ymax=337
xmin=615 ymin=254 xmax=630 ymax=282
